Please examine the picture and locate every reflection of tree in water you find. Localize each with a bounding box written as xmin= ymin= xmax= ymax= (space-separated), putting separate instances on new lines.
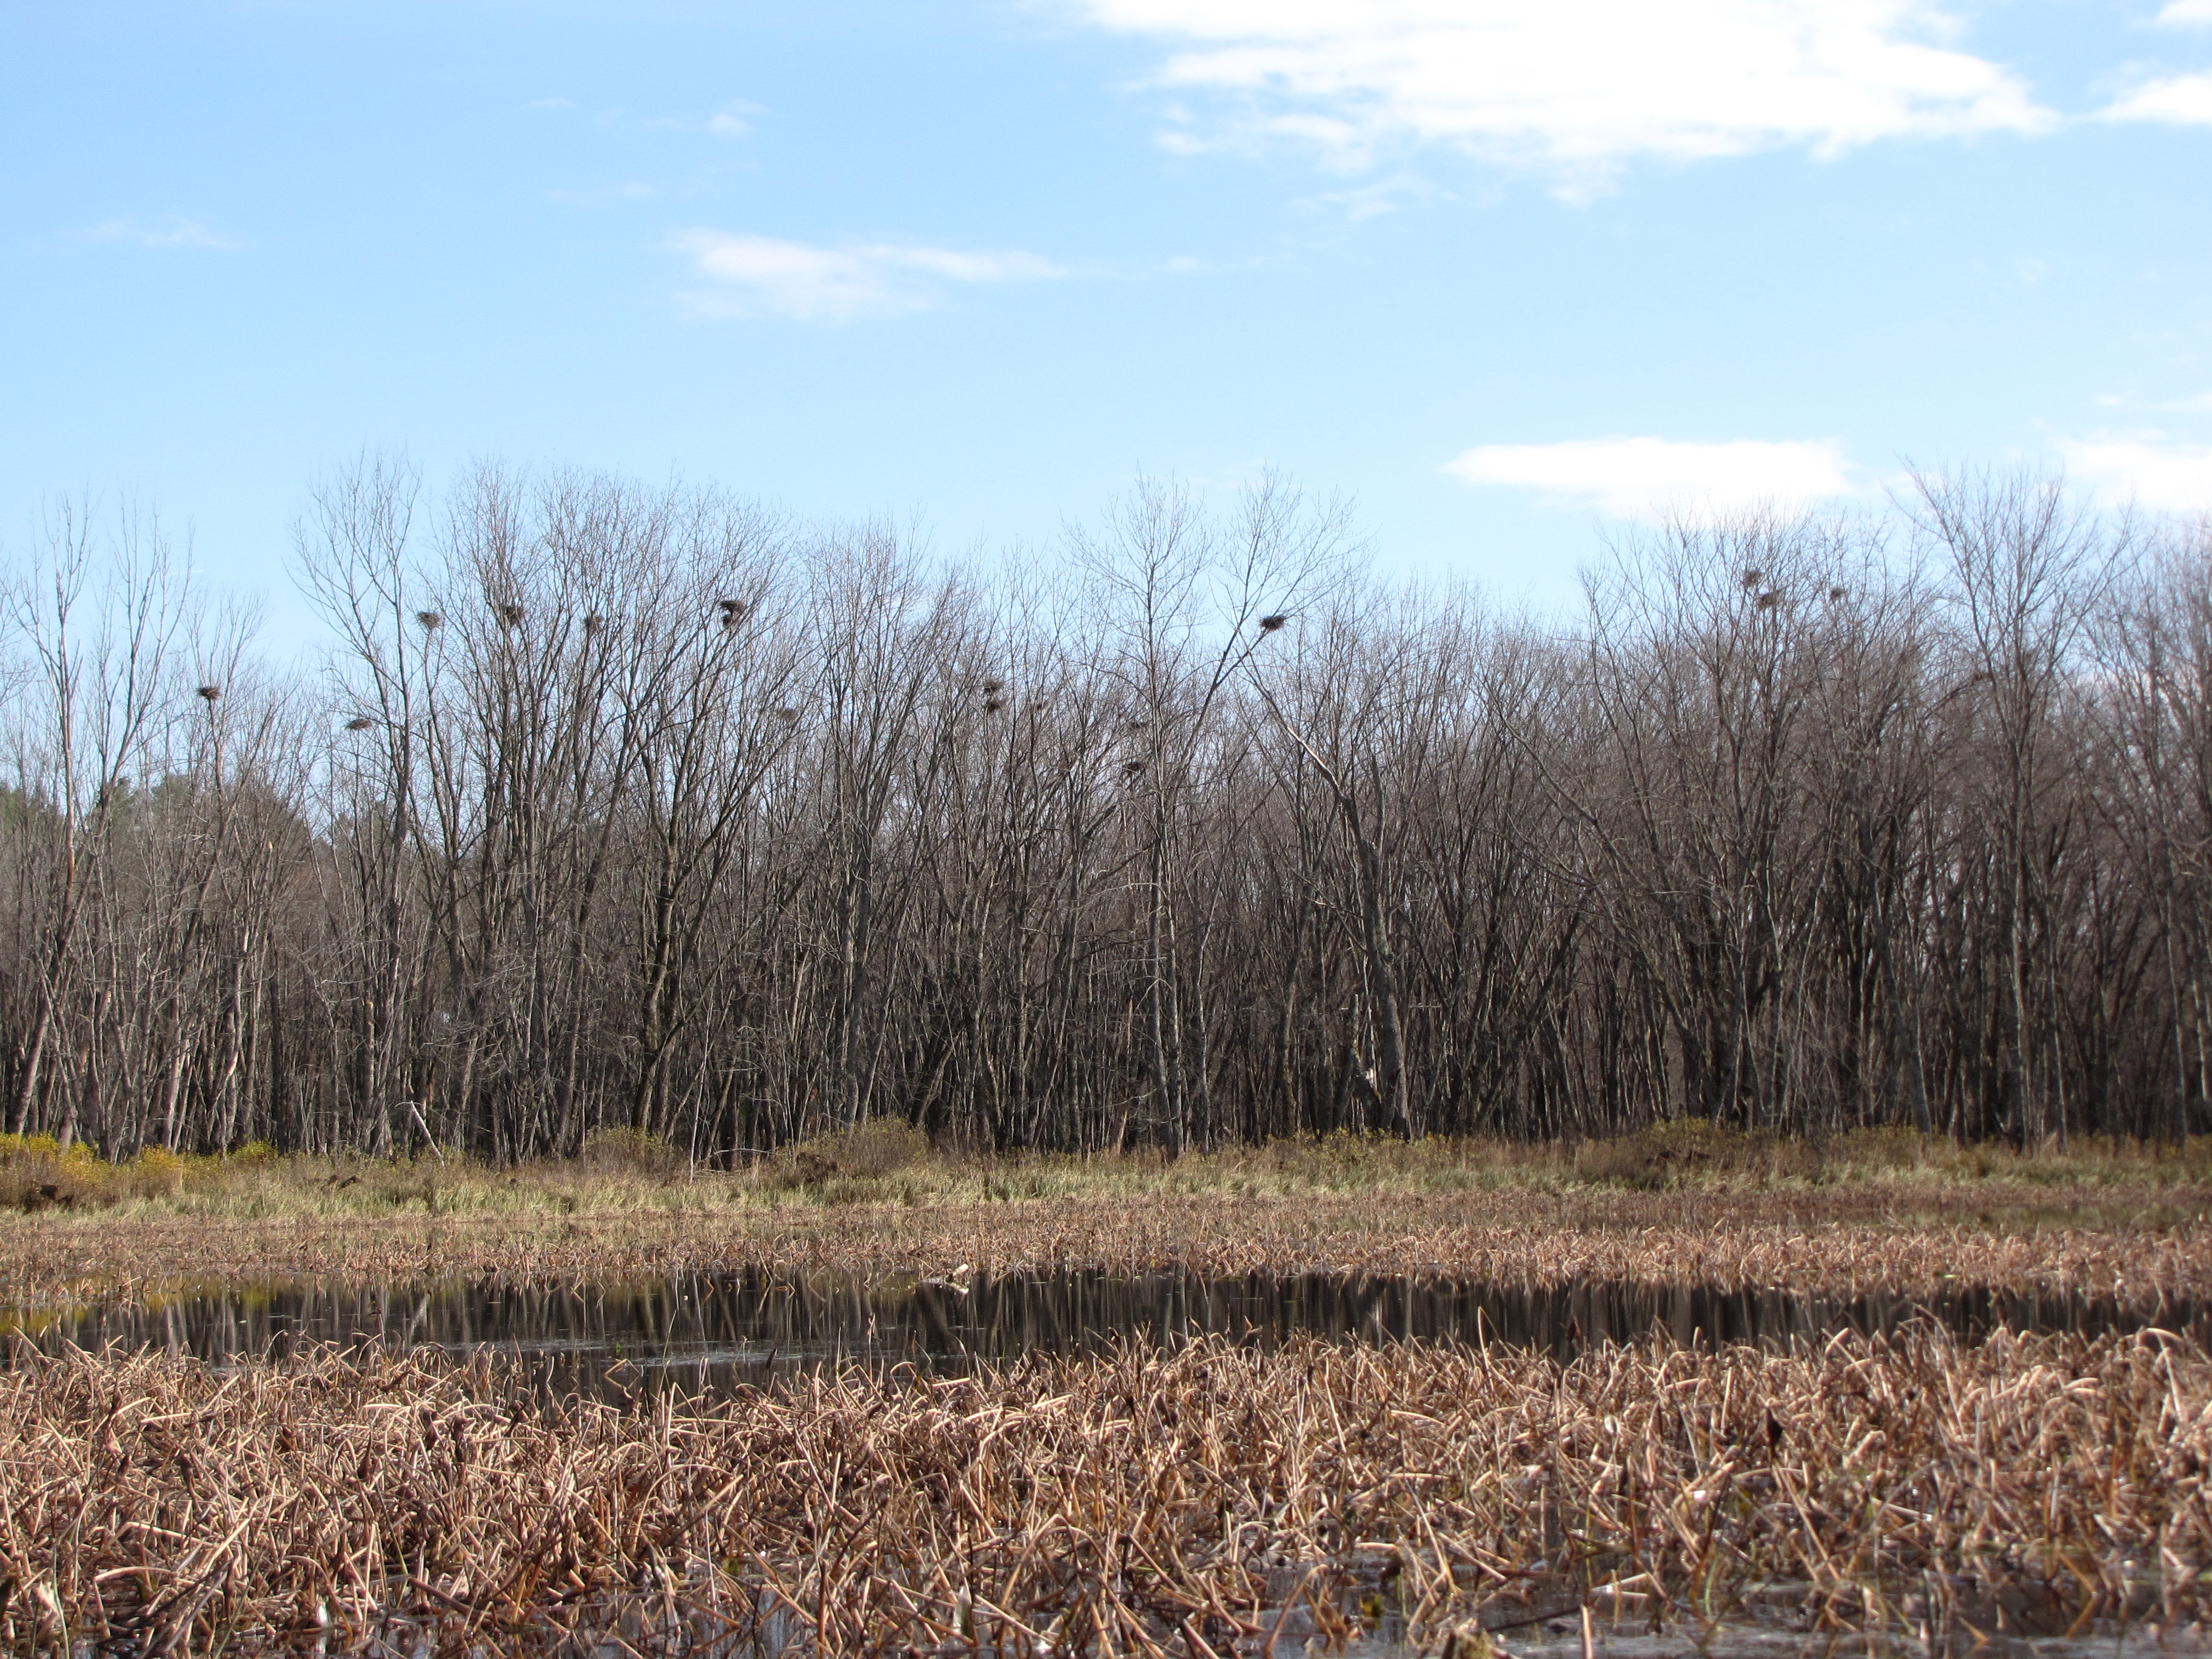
xmin=16 ymin=1270 xmax=2203 ymax=1397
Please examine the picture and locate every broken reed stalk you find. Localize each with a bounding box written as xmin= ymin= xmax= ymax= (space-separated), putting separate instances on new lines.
xmin=1 ymin=1325 xmax=2204 ymax=1655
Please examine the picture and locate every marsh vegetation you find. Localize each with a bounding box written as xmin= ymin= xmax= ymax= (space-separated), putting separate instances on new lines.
xmin=2 ymin=1323 xmax=2204 ymax=1655
xmin=2 ymin=1131 xmax=2205 ymax=1653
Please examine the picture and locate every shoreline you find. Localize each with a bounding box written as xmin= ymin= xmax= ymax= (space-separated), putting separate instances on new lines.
xmin=5 ymin=1179 xmax=2208 ymax=1310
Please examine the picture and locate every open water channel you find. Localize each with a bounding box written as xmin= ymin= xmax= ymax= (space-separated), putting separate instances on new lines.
xmin=8 ymin=1267 xmax=2205 ymax=1391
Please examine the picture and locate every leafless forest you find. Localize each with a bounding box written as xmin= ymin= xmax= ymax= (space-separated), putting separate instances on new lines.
xmin=1 ymin=460 xmax=2204 ymax=1161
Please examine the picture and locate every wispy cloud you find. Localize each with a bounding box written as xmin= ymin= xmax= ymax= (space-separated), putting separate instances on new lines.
xmin=545 ymin=181 xmax=660 ymax=204
xmin=526 ymin=95 xmax=766 ymax=138
xmin=2102 ymin=70 xmax=2212 ymax=123
xmin=1444 ymin=437 xmax=1857 ymax=518
xmin=708 ymin=101 xmax=764 ymax=138
xmin=2091 ymin=390 xmax=2212 ymax=413
xmin=1293 ymin=173 xmax=1441 ymax=220
xmin=2059 ymin=435 xmax=2212 ymax=514
xmin=86 ymin=216 xmax=242 ymax=250
xmin=669 ymin=231 xmax=1065 ymax=321
xmin=1068 ymin=0 xmax=2054 ymax=191
xmin=2157 ymin=0 xmax=2212 ymax=26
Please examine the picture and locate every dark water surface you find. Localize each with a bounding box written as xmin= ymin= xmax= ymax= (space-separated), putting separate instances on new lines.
xmin=8 ymin=1269 xmax=2204 ymax=1392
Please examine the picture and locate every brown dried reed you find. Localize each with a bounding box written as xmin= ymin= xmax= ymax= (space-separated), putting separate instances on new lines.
xmin=1 ymin=1325 xmax=2204 ymax=1655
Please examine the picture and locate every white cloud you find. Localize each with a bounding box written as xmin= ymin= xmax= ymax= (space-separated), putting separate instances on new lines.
xmin=2157 ymin=0 xmax=2212 ymax=25
xmin=2060 ymin=436 xmax=2212 ymax=514
xmin=669 ymin=232 xmax=1065 ymax=321
xmin=87 ymin=216 xmax=241 ymax=250
xmin=1069 ymin=0 xmax=2054 ymax=186
xmin=2102 ymin=71 xmax=2212 ymax=122
xmin=1444 ymin=437 xmax=1857 ymax=518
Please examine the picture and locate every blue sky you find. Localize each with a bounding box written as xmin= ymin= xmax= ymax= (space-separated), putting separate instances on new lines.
xmin=4 ymin=0 xmax=2210 ymax=627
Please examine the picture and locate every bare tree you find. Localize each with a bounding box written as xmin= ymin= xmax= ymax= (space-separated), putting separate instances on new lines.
xmin=0 ymin=463 xmax=2190 ymax=1162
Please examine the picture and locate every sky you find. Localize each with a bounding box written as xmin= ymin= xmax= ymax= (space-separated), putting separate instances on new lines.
xmin=4 ymin=0 xmax=2210 ymax=631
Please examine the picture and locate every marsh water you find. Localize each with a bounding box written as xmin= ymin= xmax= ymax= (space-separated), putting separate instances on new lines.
xmin=8 ymin=1267 xmax=2204 ymax=1392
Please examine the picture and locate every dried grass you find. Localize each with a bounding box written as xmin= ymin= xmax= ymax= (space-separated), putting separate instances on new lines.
xmin=0 ymin=1325 xmax=2204 ymax=1655
xmin=15 ymin=1129 xmax=2212 ymax=1224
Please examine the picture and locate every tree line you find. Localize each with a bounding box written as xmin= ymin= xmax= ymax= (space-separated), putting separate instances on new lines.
xmin=0 ymin=459 xmax=2203 ymax=1161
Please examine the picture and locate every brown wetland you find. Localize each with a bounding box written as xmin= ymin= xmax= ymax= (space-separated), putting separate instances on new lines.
xmin=5 ymin=1173 xmax=2210 ymax=1655
xmin=3 ymin=1310 xmax=2207 ymax=1658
